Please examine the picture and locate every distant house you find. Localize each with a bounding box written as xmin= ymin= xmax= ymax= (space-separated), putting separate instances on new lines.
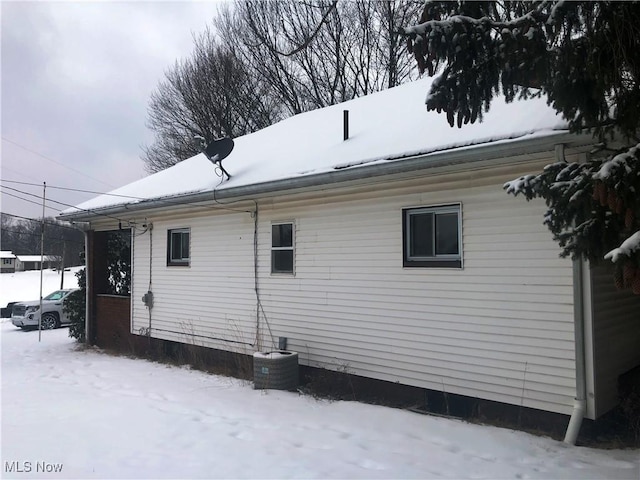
xmin=0 ymin=251 xmax=17 ymax=273
xmin=60 ymin=78 xmax=640 ymax=442
xmin=15 ymin=255 xmax=61 ymax=272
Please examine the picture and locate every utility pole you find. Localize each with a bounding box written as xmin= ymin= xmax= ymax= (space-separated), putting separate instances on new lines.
xmin=39 ymin=182 xmax=46 ymax=342
xmin=60 ymin=241 xmax=66 ymax=289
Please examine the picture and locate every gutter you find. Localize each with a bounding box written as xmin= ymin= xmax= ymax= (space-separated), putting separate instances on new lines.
xmin=59 ymin=131 xmax=593 ymax=222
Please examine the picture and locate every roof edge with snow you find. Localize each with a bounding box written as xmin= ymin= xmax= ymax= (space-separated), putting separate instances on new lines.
xmin=59 ymin=130 xmax=593 ymax=222
xmin=59 ymin=77 xmax=593 ymax=222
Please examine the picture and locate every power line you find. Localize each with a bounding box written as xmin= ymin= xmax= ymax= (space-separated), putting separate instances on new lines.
xmin=1 ymin=183 xmax=132 ymax=225
xmin=3 ymin=164 xmax=251 ymax=215
xmin=4 ymin=176 xmax=251 ymax=217
xmin=2 ymin=212 xmax=84 ymax=232
xmin=1 ymin=179 xmax=142 ymax=200
xmin=3 ymin=184 xmax=89 ymax=212
xmin=3 ymin=170 xmax=252 ymax=220
xmin=1 ymin=184 xmax=81 ymax=210
xmin=1 ymin=136 xmax=117 ymax=189
xmin=1 ymin=190 xmax=59 ymax=212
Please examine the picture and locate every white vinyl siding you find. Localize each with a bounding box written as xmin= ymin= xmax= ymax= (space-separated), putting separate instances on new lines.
xmin=254 ymin=162 xmax=576 ymax=415
xmin=125 ymin=155 xmax=578 ymax=416
xmin=131 ymin=212 xmax=257 ymax=353
xmin=589 ymin=263 xmax=640 ymax=417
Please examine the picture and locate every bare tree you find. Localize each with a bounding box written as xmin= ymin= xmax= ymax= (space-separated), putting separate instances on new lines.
xmin=215 ymin=0 xmax=422 ymax=112
xmin=143 ymin=30 xmax=279 ymax=173
xmin=1 ymin=213 xmax=84 ymax=265
xmin=143 ymin=1 xmax=422 ymax=172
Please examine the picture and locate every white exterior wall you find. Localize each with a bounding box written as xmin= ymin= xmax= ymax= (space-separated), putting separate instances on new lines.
xmin=127 ymin=156 xmax=578 ymax=416
xmin=255 ymin=163 xmax=576 ymax=415
xmin=1 ymin=252 xmax=16 ymax=272
xmin=131 ymin=211 xmax=258 ymax=355
xmin=590 ymin=264 xmax=640 ymax=416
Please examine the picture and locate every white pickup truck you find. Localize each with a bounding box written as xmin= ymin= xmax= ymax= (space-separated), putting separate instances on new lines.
xmin=11 ymin=289 xmax=79 ymax=330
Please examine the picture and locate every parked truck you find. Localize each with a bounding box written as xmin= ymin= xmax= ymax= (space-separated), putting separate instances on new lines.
xmin=11 ymin=289 xmax=79 ymax=329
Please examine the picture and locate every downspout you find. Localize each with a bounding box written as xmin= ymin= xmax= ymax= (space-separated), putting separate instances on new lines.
xmin=564 ymin=259 xmax=587 ymax=444
xmin=563 ymin=143 xmax=588 ymax=444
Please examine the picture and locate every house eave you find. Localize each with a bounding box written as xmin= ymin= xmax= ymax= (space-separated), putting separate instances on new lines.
xmin=58 ymin=130 xmax=592 ymax=223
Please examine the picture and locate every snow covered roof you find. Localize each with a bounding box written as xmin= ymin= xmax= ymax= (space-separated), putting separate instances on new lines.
xmin=62 ymin=77 xmax=569 ymax=218
xmin=0 ymin=251 xmax=16 ymax=259
xmin=17 ymin=255 xmax=61 ymax=263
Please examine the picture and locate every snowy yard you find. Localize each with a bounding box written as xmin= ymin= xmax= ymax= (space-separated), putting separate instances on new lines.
xmin=1 ymin=272 xmax=639 ymax=479
xmin=0 ymin=268 xmax=82 ymax=306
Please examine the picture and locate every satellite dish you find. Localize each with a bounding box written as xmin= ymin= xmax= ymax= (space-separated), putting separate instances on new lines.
xmin=204 ymin=137 xmax=234 ymax=179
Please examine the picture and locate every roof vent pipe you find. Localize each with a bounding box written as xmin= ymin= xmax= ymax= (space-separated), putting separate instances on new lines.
xmin=343 ymin=110 xmax=349 ymax=141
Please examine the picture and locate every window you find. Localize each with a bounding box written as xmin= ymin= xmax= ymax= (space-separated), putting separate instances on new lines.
xmin=43 ymin=290 xmax=70 ymax=301
xmin=167 ymin=228 xmax=190 ymax=266
xmin=271 ymin=223 xmax=294 ymax=274
xmin=402 ymin=204 xmax=462 ymax=268
xmin=2 ymin=259 xmax=12 ymax=265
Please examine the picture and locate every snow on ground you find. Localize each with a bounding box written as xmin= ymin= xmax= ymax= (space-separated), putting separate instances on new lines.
xmin=2 ymin=322 xmax=639 ymax=479
xmin=0 ymin=267 xmax=82 ymax=307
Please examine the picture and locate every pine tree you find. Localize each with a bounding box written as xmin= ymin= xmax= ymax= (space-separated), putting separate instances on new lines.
xmin=402 ymin=1 xmax=640 ymax=293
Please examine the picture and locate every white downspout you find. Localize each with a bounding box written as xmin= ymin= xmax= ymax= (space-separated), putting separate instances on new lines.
xmin=565 ymin=259 xmax=588 ymax=444
xmin=563 ymin=143 xmax=588 ymax=444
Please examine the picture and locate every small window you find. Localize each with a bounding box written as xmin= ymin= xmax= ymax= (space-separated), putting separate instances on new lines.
xmin=167 ymin=228 xmax=190 ymax=266
xmin=403 ymin=204 xmax=462 ymax=268
xmin=271 ymin=223 xmax=294 ymax=274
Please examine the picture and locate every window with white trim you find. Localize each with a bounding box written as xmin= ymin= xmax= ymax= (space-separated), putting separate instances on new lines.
xmin=271 ymin=222 xmax=294 ymax=274
xmin=402 ymin=204 xmax=462 ymax=268
xmin=167 ymin=228 xmax=190 ymax=266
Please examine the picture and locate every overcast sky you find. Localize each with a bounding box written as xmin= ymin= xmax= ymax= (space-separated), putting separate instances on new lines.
xmin=1 ymin=0 xmax=224 ymax=220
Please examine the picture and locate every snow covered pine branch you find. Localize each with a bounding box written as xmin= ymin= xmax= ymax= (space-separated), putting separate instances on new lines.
xmin=400 ymin=1 xmax=640 ymax=294
xmin=505 ymin=143 xmax=640 ymax=294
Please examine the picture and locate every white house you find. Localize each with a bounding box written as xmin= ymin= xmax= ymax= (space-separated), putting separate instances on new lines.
xmin=15 ymin=255 xmax=61 ymax=271
xmin=0 ymin=251 xmax=17 ymax=273
xmin=60 ymin=78 xmax=640 ymax=442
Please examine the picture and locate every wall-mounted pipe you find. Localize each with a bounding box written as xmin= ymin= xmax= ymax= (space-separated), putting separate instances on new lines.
xmin=563 ymin=142 xmax=588 ymax=445
xmin=564 ymin=398 xmax=586 ymax=444
xmin=564 ymin=228 xmax=588 ymax=444
xmin=147 ymin=223 xmax=153 ymax=339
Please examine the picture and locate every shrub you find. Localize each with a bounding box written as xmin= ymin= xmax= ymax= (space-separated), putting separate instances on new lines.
xmin=65 ymin=268 xmax=86 ymax=342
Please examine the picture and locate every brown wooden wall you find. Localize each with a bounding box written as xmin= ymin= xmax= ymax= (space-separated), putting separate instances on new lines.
xmin=95 ymin=295 xmax=133 ymax=351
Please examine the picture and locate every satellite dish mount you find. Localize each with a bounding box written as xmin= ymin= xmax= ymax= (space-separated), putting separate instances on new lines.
xmin=203 ymin=137 xmax=234 ymax=179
